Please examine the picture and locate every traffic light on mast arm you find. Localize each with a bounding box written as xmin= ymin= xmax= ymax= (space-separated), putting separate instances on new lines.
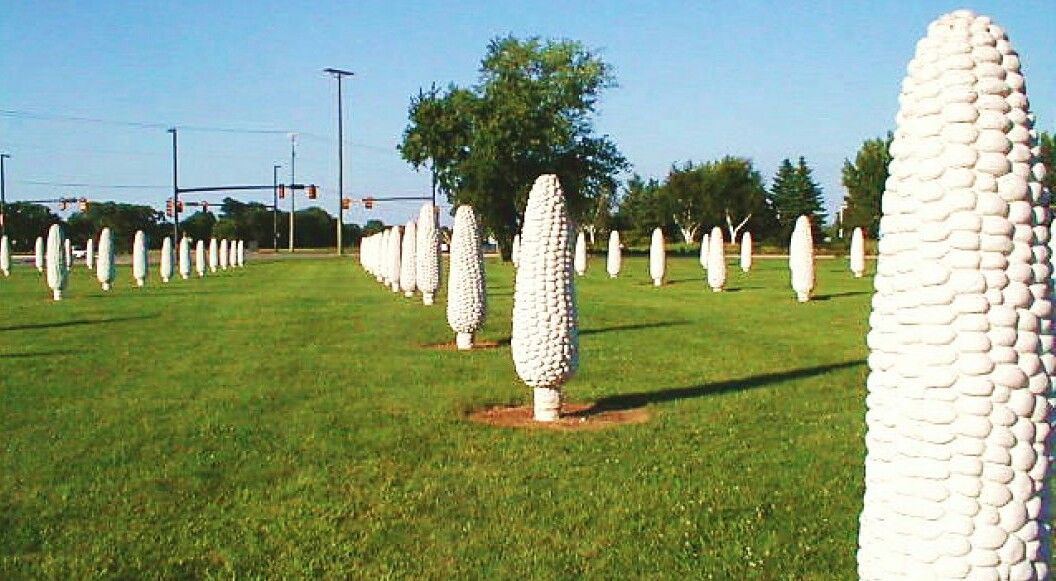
xmin=78 ymin=198 xmax=89 ymax=211
xmin=341 ymin=197 xmax=351 ymax=210
xmin=165 ymin=198 xmax=174 ymax=217
xmin=307 ymin=185 xmax=318 ymax=200
xmin=278 ymin=184 xmax=286 ymax=199
xmin=364 ymin=197 xmax=374 ymax=209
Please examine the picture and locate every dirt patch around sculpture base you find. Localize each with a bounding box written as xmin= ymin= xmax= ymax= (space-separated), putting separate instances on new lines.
xmin=468 ymin=403 xmax=650 ymax=430
xmin=422 ymin=340 xmax=504 ymax=351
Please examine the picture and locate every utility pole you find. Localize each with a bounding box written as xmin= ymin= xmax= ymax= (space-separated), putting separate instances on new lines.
xmin=168 ymin=128 xmax=179 ymax=241
xmin=289 ymin=133 xmax=296 ymax=252
xmin=0 ymin=153 xmax=9 ymax=236
xmin=273 ymin=164 xmax=281 ymax=252
xmin=324 ymin=67 xmax=354 ymax=256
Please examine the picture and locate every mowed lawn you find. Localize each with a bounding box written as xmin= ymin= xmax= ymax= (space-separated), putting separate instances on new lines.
xmin=1 ymin=250 xmax=874 ymax=579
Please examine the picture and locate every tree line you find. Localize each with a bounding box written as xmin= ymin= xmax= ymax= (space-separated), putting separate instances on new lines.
xmin=399 ymin=35 xmax=1055 ymax=254
xmin=1 ymin=198 xmax=364 ymax=252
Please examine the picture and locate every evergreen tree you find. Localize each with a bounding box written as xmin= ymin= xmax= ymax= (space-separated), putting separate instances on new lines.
xmin=768 ymin=157 xmax=826 ymax=245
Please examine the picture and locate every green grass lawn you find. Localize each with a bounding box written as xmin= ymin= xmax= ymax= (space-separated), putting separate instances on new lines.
xmin=1 ymin=252 xmax=874 ymax=580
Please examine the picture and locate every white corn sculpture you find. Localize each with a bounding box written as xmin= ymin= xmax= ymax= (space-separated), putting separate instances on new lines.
xmin=416 ymin=203 xmax=441 ymax=305
xmin=858 ymin=10 xmax=1052 ymax=580
xmin=86 ymin=237 xmax=94 ymax=271
xmin=219 ymin=239 xmax=229 ymax=271
xmin=446 ymin=206 xmax=486 ymax=350
xmin=236 ymin=240 xmax=245 ymax=267
xmin=511 ymin=234 xmax=521 ymax=268
xmin=512 ymin=174 xmax=578 ymax=422
xmin=699 ymin=231 xmax=709 ymax=271
xmin=707 ymin=226 xmax=726 ymax=292
xmin=178 ymin=237 xmax=191 ymax=280
xmin=606 ymin=230 xmax=622 ymax=278
xmin=0 ymin=235 xmax=10 ymax=276
xmin=228 ymin=239 xmax=237 ymax=269
xmin=649 ymin=228 xmax=666 ymax=287
xmin=160 ymin=237 xmax=173 ymax=283
xmin=208 ymin=238 xmax=218 ymax=273
xmin=850 ymin=227 xmax=866 ymax=278
xmin=740 ymin=231 xmax=753 ymax=273
xmin=96 ymin=228 xmax=115 ymax=291
xmin=45 ymin=224 xmax=68 ymax=300
xmin=388 ymin=226 xmax=402 ymax=293
xmin=132 ymin=230 xmax=148 ymax=287
xmin=400 ymin=220 xmax=418 ymax=298
xmin=195 ymin=240 xmax=207 ymax=277
xmin=789 ymin=216 xmax=815 ymax=302
xmin=64 ymin=238 xmax=72 ymax=270
xmin=34 ymin=236 xmax=44 ymax=273
xmin=574 ymin=230 xmax=588 ymax=276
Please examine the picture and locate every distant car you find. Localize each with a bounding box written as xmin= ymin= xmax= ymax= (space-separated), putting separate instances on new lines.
xmin=72 ymin=247 xmax=87 ymax=259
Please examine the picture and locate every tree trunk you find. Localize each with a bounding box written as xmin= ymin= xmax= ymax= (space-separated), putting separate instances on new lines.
xmin=725 ymin=209 xmax=752 ymax=244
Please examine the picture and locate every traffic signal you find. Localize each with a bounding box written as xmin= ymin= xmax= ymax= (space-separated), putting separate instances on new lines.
xmin=176 ymin=200 xmax=184 ymax=212
xmin=341 ymin=197 xmax=351 ymax=210
xmin=165 ymin=199 xmax=174 ymax=217
xmin=364 ymin=197 xmax=374 ymax=210
xmin=59 ymin=201 xmax=68 ymax=211
xmin=201 ymin=201 xmax=209 ymax=212
xmin=78 ymin=198 xmax=89 ymax=211
xmin=278 ymin=185 xmax=286 ymax=199
xmin=307 ymin=185 xmax=318 ymax=200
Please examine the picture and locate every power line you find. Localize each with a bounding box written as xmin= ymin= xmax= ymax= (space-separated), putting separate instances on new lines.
xmin=2 ymin=109 xmax=398 ymax=154
xmin=16 ymin=179 xmax=169 ymax=190
xmin=0 ymin=109 xmax=291 ymax=135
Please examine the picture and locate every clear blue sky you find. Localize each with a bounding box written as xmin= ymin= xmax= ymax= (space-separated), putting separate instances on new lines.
xmin=1 ymin=1 xmax=1053 ymax=229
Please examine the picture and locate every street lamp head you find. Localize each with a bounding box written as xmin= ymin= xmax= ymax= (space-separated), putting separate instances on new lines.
xmin=323 ymin=68 xmax=354 ymax=77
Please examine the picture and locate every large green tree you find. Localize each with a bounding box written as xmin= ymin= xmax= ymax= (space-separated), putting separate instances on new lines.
xmin=399 ymin=36 xmax=628 ymax=259
xmin=66 ymin=201 xmax=167 ymax=251
xmin=768 ymin=157 xmax=826 ymax=245
xmin=614 ymin=174 xmax=667 ymax=243
xmin=841 ymin=133 xmax=892 ymax=239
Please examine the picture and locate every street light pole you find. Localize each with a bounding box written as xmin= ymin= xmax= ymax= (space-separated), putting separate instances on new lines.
xmin=168 ymin=128 xmax=179 ymax=241
xmin=0 ymin=153 xmax=9 ymax=236
xmin=273 ymin=164 xmax=281 ymax=252
xmin=289 ymin=133 xmax=296 ymax=253
xmin=324 ymin=67 xmax=354 ymax=256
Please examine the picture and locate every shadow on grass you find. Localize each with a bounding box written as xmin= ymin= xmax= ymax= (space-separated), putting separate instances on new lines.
xmin=582 ymin=360 xmax=865 ymax=415
xmin=496 ymin=321 xmax=690 ymax=346
xmin=0 ymin=351 xmax=71 ymax=359
xmin=0 ymin=314 xmax=159 ymax=332
xmin=813 ymin=291 xmax=871 ymax=301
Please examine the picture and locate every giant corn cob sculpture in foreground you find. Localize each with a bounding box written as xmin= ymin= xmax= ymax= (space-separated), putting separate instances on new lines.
xmin=512 ymin=175 xmax=578 ymax=422
xmin=858 ymin=10 xmax=1052 ymax=580
xmin=446 ymin=206 xmax=486 ymax=350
